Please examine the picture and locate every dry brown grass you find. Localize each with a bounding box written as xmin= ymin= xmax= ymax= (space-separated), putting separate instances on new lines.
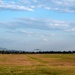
xmin=0 ymin=54 xmax=41 ymax=66
xmin=0 ymin=54 xmax=75 ymax=75
xmin=0 ymin=54 xmax=75 ymax=66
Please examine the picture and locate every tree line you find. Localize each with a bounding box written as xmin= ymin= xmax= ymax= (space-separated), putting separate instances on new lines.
xmin=0 ymin=50 xmax=75 ymax=54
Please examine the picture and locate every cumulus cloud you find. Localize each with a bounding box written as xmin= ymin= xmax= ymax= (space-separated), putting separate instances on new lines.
xmin=0 ymin=0 xmax=75 ymax=12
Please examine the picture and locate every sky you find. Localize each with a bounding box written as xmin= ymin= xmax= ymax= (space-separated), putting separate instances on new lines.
xmin=0 ymin=0 xmax=75 ymax=51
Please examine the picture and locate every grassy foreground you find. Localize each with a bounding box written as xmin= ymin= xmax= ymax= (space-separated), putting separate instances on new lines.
xmin=0 ymin=54 xmax=75 ymax=75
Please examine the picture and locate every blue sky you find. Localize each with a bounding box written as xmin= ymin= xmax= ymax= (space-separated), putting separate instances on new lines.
xmin=0 ymin=0 xmax=75 ymax=51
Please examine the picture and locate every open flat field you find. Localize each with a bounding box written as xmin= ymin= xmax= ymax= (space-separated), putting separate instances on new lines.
xmin=0 ymin=54 xmax=75 ymax=75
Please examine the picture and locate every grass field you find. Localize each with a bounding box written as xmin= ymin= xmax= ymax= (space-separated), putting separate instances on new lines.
xmin=0 ymin=54 xmax=75 ymax=75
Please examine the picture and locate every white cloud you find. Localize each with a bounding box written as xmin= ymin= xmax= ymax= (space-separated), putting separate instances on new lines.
xmin=0 ymin=17 xmax=75 ymax=32
xmin=0 ymin=0 xmax=75 ymax=12
xmin=40 ymin=35 xmax=48 ymax=42
xmin=42 ymin=38 xmax=48 ymax=42
xmin=7 ymin=29 xmax=36 ymax=36
xmin=45 ymin=0 xmax=75 ymax=12
xmin=65 ymin=28 xmax=75 ymax=32
xmin=0 ymin=0 xmax=34 ymax=11
xmin=18 ymin=29 xmax=35 ymax=36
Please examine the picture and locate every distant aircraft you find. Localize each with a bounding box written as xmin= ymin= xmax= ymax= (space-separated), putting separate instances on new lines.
xmin=34 ymin=49 xmax=41 ymax=50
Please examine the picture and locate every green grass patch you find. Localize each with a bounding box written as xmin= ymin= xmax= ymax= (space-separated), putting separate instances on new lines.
xmin=0 ymin=66 xmax=75 ymax=75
